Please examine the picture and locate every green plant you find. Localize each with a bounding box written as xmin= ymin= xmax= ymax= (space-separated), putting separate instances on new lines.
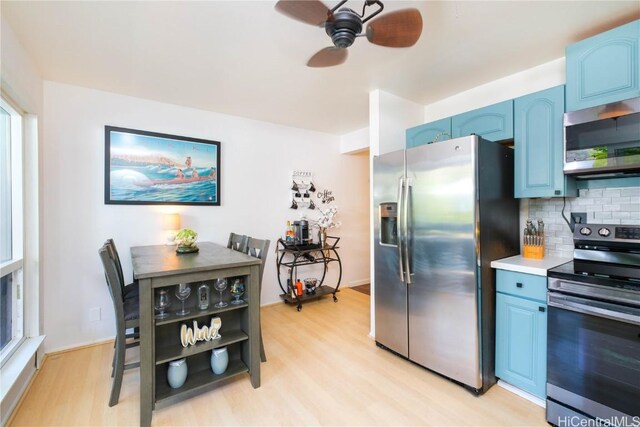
xmin=175 ymin=228 xmax=198 ymax=247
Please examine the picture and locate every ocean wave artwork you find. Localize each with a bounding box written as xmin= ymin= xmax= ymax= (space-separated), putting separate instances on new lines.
xmin=105 ymin=126 xmax=220 ymax=205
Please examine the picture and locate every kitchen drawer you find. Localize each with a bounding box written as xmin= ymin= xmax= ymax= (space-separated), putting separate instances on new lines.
xmin=496 ymin=269 xmax=547 ymax=302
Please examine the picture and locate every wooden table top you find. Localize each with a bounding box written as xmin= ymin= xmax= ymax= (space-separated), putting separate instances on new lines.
xmin=131 ymin=241 xmax=261 ymax=279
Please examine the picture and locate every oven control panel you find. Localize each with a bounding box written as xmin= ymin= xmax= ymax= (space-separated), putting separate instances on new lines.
xmin=574 ymin=224 xmax=640 ymax=243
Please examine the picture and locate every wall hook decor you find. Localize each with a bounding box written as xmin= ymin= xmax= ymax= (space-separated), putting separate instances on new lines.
xmin=309 ymin=182 xmax=316 ymax=192
xmin=290 ymin=199 xmax=298 ymax=209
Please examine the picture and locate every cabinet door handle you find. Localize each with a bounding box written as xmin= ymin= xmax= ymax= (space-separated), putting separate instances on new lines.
xmin=516 ymin=282 xmax=523 ymax=288
xmin=539 ymin=306 xmax=546 ymax=312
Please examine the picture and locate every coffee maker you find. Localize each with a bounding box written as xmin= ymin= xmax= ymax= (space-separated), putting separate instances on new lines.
xmin=293 ymin=220 xmax=310 ymax=244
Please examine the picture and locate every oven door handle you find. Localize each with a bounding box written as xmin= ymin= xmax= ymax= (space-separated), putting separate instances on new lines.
xmin=548 ymin=293 xmax=640 ymax=326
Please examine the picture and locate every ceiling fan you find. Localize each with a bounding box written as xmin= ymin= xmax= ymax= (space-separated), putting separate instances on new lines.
xmin=275 ymin=0 xmax=423 ymax=67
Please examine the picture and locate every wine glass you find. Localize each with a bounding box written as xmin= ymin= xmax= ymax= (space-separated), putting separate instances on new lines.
xmin=230 ymin=279 xmax=245 ymax=305
xmin=175 ymin=283 xmax=191 ymax=316
xmin=155 ymin=289 xmax=171 ymax=319
xmin=214 ymin=278 xmax=228 ymax=308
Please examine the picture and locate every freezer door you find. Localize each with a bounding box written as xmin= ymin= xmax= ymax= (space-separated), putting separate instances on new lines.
xmin=373 ymin=149 xmax=408 ymax=357
xmin=406 ymin=136 xmax=482 ymax=389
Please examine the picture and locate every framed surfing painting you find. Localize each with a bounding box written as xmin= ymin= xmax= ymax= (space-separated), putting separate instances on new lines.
xmin=104 ymin=126 xmax=221 ymax=205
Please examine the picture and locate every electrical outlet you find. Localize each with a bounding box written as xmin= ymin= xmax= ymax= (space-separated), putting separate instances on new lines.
xmin=571 ymin=212 xmax=587 ymax=230
xmin=89 ymin=307 xmax=101 ymax=322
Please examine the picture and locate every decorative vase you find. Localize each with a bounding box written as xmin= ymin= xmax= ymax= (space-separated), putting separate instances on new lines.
xmin=319 ymin=228 xmax=327 ymax=247
xmin=167 ymin=358 xmax=188 ymax=388
xmin=210 ymin=347 xmax=229 ymax=375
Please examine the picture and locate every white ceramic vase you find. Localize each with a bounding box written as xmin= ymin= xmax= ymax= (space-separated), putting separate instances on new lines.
xmin=167 ymin=358 xmax=188 ymax=388
xmin=210 ymin=347 xmax=229 ymax=375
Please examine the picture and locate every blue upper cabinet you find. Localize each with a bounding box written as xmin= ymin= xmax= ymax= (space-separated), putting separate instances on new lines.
xmin=514 ymin=85 xmax=576 ymax=198
xmin=452 ymin=100 xmax=514 ymax=142
xmin=566 ymin=19 xmax=640 ymax=112
xmin=406 ymin=117 xmax=452 ymax=148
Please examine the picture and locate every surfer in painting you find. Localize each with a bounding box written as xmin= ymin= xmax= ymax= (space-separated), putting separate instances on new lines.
xmin=192 ymin=168 xmax=199 ymax=178
xmin=176 ymin=169 xmax=185 ymax=179
xmin=209 ymin=167 xmax=217 ymax=179
xmin=185 ymin=156 xmax=192 ymax=169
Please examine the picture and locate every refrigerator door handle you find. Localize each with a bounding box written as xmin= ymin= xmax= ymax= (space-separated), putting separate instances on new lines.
xmin=397 ymin=177 xmax=405 ymax=282
xmin=404 ymin=178 xmax=412 ymax=284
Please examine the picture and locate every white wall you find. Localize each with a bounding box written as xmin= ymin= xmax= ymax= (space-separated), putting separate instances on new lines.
xmin=41 ymin=81 xmax=370 ymax=353
xmin=423 ymin=58 xmax=565 ymax=121
xmin=340 ymin=126 xmax=369 ymax=154
xmin=369 ymin=89 xmax=424 ymax=156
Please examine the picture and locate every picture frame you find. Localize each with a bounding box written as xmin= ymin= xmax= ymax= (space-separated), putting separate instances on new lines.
xmin=105 ymin=126 xmax=220 ymax=205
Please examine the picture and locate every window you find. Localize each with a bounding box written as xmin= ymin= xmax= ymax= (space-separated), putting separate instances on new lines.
xmin=0 ymin=96 xmax=24 ymax=364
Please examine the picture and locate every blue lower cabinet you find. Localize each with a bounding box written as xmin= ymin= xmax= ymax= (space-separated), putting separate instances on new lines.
xmin=496 ymin=292 xmax=547 ymax=399
xmin=406 ymin=117 xmax=452 ymax=148
xmin=452 ymin=100 xmax=514 ymax=142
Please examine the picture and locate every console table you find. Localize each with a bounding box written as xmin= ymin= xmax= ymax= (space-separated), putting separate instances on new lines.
xmin=275 ymin=237 xmax=342 ymax=311
xmin=131 ymin=242 xmax=261 ymax=427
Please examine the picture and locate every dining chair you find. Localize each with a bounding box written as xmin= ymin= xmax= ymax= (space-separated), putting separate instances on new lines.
xmin=106 ymin=238 xmax=139 ymax=301
xmin=105 ymin=240 xmax=139 ymax=345
xmin=99 ymin=244 xmax=140 ymax=407
xmin=245 ymin=237 xmax=270 ymax=363
xmin=227 ymin=232 xmax=249 ymax=253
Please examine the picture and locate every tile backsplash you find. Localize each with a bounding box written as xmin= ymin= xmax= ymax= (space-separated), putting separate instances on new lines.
xmin=524 ymin=186 xmax=640 ymax=259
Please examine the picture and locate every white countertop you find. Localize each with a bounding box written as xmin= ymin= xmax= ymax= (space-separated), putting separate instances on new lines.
xmin=490 ymin=255 xmax=571 ymax=276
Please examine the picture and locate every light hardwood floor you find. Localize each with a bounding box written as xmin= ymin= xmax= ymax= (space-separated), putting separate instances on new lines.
xmin=10 ymin=289 xmax=546 ymax=426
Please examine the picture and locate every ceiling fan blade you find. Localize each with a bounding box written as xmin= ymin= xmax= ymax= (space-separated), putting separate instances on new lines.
xmin=366 ymin=9 xmax=423 ymax=47
xmin=275 ymin=0 xmax=331 ymax=27
xmin=307 ymin=47 xmax=348 ymax=68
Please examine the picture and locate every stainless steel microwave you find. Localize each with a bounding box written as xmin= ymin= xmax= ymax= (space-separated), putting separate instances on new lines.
xmin=564 ymin=97 xmax=640 ymax=178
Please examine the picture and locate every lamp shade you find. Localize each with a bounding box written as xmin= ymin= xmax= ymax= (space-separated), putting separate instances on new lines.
xmin=163 ymin=213 xmax=181 ymax=231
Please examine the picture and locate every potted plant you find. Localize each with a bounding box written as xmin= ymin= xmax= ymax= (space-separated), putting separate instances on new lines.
xmin=175 ymin=228 xmax=199 ymax=253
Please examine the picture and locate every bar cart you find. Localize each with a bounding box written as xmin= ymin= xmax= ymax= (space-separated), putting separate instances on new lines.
xmin=276 ymin=236 xmax=342 ymax=311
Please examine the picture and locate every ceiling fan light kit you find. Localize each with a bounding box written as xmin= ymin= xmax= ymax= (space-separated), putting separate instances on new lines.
xmin=275 ymin=0 xmax=423 ymax=67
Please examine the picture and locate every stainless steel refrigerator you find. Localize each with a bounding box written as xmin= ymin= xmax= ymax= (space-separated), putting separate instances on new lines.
xmin=373 ymin=135 xmax=519 ymax=393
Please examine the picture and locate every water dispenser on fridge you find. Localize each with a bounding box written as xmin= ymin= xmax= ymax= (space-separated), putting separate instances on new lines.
xmin=379 ymin=202 xmax=398 ymax=246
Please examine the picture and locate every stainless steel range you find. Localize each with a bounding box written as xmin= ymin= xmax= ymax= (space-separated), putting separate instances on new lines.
xmin=546 ymin=224 xmax=640 ymax=426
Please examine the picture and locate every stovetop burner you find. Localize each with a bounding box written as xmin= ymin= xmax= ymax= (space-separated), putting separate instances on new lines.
xmin=548 ymin=261 xmax=640 ymax=293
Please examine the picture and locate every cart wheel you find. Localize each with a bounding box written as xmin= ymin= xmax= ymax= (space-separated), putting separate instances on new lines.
xmin=333 ymin=295 xmax=338 ymax=302
xmin=297 ymin=306 xmax=302 ymax=312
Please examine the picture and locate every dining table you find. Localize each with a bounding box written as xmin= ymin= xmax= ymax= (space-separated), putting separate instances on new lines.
xmin=131 ymin=241 xmax=262 ymax=427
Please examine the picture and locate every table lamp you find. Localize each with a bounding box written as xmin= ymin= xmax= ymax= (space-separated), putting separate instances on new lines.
xmin=163 ymin=213 xmax=181 ymax=245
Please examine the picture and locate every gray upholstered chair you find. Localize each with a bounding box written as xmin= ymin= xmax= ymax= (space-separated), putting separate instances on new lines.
xmin=245 ymin=237 xmax=270 ymax=362
xmin=99 ymin=243 xmax=140 ymax=407
xmin=227 ymin=233 xmax=249 ymax=253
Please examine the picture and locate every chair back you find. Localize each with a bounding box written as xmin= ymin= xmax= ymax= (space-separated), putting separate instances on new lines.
xmin=246 ymin=238 xmax=270 ymax=284
xmin=227 ymin=233 xmax=249 ymax=253
xmin=105 ymin=239 xmax=127 ymax=301
xmin=99 ymin=244 xmax=125 ymax=327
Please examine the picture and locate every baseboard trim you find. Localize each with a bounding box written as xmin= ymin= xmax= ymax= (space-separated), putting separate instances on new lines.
xmin=497 ymin=380 xmax=546 ymax=408
xmin=346 ymin=279 xmax=370 ymax=287
xmin=46 ymin=338 xmax=115 ymax=357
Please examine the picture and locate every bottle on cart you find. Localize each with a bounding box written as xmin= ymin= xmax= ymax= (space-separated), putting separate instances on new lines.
xmin=285 ymin=221 xmax=293 ymax=242
xmin=295 ymin=279 xmax=303 ymax=297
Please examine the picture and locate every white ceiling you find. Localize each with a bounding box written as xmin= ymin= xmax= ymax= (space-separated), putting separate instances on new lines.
xmin=2 ymin=1 xmax=639 ymax=135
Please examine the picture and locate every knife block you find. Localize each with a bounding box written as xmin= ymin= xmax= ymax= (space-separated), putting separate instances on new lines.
xmin=523 ymin=243 xmax=545 ymax=259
